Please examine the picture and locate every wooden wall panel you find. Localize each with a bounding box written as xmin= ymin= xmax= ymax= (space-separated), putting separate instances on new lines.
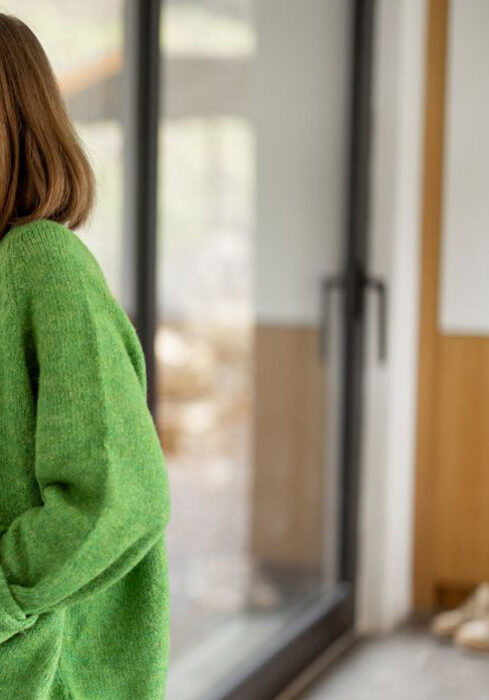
xmin=434 ymin=338 xmax=489 ymax=586
xmin=413 ymin=0 xmax=449 ymax=608
xmin=414 ymin=0 xmax=489 ymax=606
xmin=251 ymin=324 xmax=326 ymax=576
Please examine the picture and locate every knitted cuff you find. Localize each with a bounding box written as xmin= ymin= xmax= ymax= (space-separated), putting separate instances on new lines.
xmin=0 ymin=562 xmax=39 ymax=644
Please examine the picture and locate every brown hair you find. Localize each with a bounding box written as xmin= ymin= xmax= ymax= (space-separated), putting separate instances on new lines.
xmin=0 ymin=14 xmax=95 ymax=237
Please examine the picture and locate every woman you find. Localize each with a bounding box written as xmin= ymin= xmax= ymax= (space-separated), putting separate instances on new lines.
xmin=0 ymin=13 xmax=170 ymax=699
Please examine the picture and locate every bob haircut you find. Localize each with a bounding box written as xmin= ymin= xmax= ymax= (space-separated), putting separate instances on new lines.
xmin=0 ymin=14 xmax=95 ymax=238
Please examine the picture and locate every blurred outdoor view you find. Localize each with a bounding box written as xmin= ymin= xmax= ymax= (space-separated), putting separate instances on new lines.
xmin=157 ymin=0 xmax=256 ymax=664
xmin=4 ymin=1 xmax=350 ymax=696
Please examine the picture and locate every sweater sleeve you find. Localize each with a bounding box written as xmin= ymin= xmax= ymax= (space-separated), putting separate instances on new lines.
xmin=0 ymin=229 xmax=170 ymax=643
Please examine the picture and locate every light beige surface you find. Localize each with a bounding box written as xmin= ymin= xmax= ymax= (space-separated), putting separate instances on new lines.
xmin=301 ymin=624 xmax=489 ymax=700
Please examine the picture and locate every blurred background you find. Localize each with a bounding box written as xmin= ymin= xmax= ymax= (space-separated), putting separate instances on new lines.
xmin=3 ymin=0 xmax=489 ymax=698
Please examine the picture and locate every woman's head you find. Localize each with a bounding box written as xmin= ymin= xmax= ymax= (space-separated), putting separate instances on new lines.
xmin=0 ymin=14 xmax=94 ymax=237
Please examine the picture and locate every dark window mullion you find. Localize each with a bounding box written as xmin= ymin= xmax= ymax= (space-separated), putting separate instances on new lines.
xmin=123 ymin=0 xmax=161 ymax=415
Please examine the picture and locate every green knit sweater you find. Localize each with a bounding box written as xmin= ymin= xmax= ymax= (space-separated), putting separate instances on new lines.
xmin=0 ymin=219 xmax=170 ymax=698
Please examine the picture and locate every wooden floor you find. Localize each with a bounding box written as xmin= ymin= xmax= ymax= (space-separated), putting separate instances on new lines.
xmin=300 ymin=623 xmax=489 ymax=700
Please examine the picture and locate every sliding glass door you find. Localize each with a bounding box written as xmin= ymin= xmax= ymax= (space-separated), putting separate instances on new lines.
xmin=157 ymin=1 xmax=374 ymax=698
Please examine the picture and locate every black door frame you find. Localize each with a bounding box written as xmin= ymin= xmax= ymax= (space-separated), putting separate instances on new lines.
xmin=125 ymin=0 xmax=376 ymax=697
xmin=124 ymin=0 xmax=161 ymax=415
xmin=340 ymin=0 xmax=376 ymax=589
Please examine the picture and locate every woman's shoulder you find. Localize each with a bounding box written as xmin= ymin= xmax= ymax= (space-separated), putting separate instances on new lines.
xmin=0 ymin=219 xmax=111 ymax=314
xmin=2 ymin=218 xmax=92 ymax=264
xmin=2 ymin=218 xmax=104 ymax=286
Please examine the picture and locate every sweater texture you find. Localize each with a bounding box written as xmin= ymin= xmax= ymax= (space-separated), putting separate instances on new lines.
xmin=0 ymin=219 xmax=170 ymax=698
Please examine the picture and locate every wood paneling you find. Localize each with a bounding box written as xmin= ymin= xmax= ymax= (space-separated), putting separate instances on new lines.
xmin=414 ymin=0 xmax=489 ymax=607
xmin=414 ymin=0 xmax=449 ymax=608
xmin=251 ymin=324 xmax=326 ymax=576
xmin=434 ymin=338 xmax=489 ymax=586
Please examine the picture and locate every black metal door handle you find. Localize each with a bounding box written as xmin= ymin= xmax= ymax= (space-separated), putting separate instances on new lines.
xmin=319 ymin=271 xmax=387 ymax=363
xmin=319 ymin=274 xmax=345 ymax=361
xmin=363 ymin=275 xmax=387 ymax=362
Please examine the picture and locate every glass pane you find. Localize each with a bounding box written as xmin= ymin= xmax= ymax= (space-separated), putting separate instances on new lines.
xmin=5 ymin=1 xmax=129 ymax=309
xmin=157 ymin=0 xmax=352 ymax=696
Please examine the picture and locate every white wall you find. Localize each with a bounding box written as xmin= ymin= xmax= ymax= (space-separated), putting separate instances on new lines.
xmin=254 ymin=0 xmax=351 ymax=325
xmin=357 ymin=0 xmax=427 ymax=632
xmin=440 ymin=0 xmax=489 ymax=334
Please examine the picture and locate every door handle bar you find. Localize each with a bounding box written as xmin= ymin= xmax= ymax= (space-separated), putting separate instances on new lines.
xmin=319 ymin=274 xmax=345 ymax=361
xmin=319 ymin=272 xmax=387 ymax=363
xmin=363 ymin=275 xmax=387 ymax=362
